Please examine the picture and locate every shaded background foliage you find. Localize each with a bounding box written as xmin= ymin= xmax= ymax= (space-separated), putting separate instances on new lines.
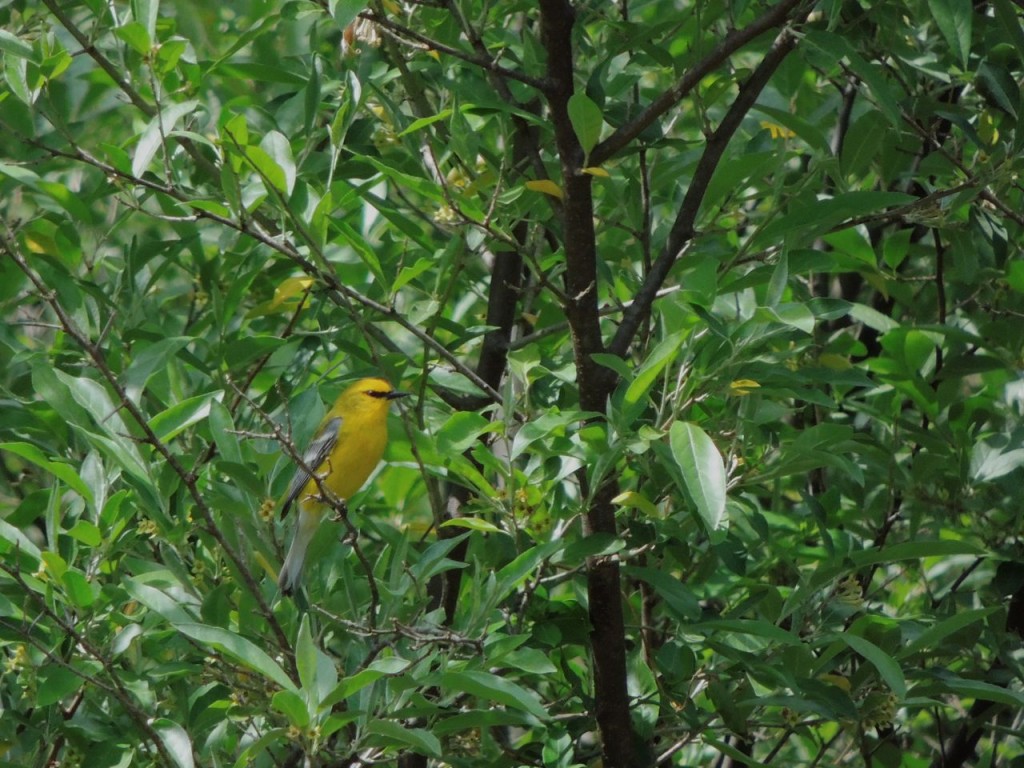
xmin=1 ymin=0 xmax=1024 ymax=766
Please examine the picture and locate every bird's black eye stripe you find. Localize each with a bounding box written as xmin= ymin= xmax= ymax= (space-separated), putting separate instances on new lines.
xmin=365 ymin=390 xmax=390 ymax=399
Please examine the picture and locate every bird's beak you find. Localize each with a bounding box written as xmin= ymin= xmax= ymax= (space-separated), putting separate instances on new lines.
xmin=386 ymin=390 xmax=410 ymax=400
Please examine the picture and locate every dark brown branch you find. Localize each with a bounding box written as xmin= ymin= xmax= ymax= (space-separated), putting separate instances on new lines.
xmin=609 ymin=21 xmax=806 ymax=358
xmin=540 ymin=2 xmax=640 ymax=766
xmin=541 ymin=0 xmax=612 ymax=404
xmin=590 ymin=0 xmax=807 ymax=166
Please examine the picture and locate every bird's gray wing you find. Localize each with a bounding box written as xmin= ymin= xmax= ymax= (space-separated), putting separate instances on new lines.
xmin=281 ymin=416 xmax=341 ymax=516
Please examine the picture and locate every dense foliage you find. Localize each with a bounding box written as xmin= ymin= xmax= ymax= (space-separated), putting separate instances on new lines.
xmin=2 ymin=0 xmax=1024 ymax=766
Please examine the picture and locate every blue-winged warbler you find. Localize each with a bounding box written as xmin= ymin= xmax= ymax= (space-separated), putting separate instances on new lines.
xmin=277 ymin=377 xmax=408 ymax=594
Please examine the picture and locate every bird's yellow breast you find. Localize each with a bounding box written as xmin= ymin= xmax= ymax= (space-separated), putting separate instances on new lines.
xmin=315 ymin=417 xmax=388 ymax=501
xmin=300 ymin=383 xmax=394 ymax=507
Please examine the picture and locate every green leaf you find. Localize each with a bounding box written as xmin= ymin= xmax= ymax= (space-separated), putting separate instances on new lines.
xmin=365 ymin=720 xmax=442 ymax=758
xmin=971 ymin=444 xmax=1024 ymax=482
xmin=67 ymin=520 xmax=102 ymax=547
xmin=927 ymin=0 xmax=972 ymax=68
xmin=123 ymin=579 xmax=200 ymax=624
xmin=623 ymin=330 xmax=686 ymax=413
xmin=762 ymin=303 xmax=815 ymax=334
xmin=132 ymin=0 xmax=160 ymax=38
xmin=930 ymin=674 xmax=1024 ymax=708
xmin=592 ymin=353 xmax=634 ymax=380
xmin=208 ymin=401 xmax=242 ymax=464
xmin=126 ymin=579 xmax=295 ymax=691
xmin=322 ymin=657 xmax=412 ymax=708
xmin=695 ymin=619 xmax=802 ymax=646
xmin=0 ymin=442 xmax=93 ymax=504
xmin=175 ymin=623 xmax=296 ymax=693
xmin=849 ymin=540 xmax=985 ymax=567
xmin=766 ymin=249 xmax=788 ymax=307
xmin=493 ymin=540 xmax=563 ymax=603
xmin=752 ymin=105 xmax=830 ymax=154
xmin=391 ymin=257 xmax=434 ymax=293
xmin=133 ymin=100 xmax=200 ymax=177
xmin=803 ymin=32 xmax=903 ymax=125
xmin=62 ymin=570 xmax=98 ymax=608
xmin=122 ymin=338 xmax=191 ymax=402
xmin=296 ymin=613 xmax=318 ymax=694
xmin=757 ymin=191 xmax=915 ymax=245
xmin=559 ymin=533 xmax=625 ymax=565
xmin=439 ymin=517 xmax=502 ymax=533
xmin=259 ymin=131 xmax=296 ymax=195
xmin=824 ymin=632 xmax=906 ymax=699
xmin=0 ymin=165 xmax=91 ymax=223
xmin=439 ymin=670 xmax=547 ymax=719
xmin=150 ymin=718 xmax=195 ymax=768
xmin=492 ymin=646 xmax=558 ymax=675
xmin=841 ymin=111 xmax=889 ymax=177
xmin=0 ymin=29 xmax=35 ymax=61
xmin=149 ymin=392 xmax=222 ymax=441
xmin=115 ymin=22 xmax=153 ymax=55
xmin=898 ymin=608 xmax=1000 ymax=659
xmin=398 ymin=108 xmax=454 ymax=137
xmin=612 ymin=490 xmax=660 ymax=517
xmin=5 ymin=52 xmax=32 ymax=104
xmin=272 ymin=689 xmax=311 ymax=728
xmin=993 ymin=0 xmax=1024 ymax=64
xmin=975 ymin=61 xmax=1019 ymax=118
xmin=37 ymin=665 xmax=83 ymax=706
xmin=703 ymin=735 xmax=772 ymax=767
xmin=331 ymin=0 xmax=372 ymax=30
xmin=0 ymin=518 xmax=42 ymax=558
xmin=849 ymin=302 xmax=899 ymax=333
xmin=669 ymin=422 xmax=727 ymax=532
xmin=567 ymin=92 xmax=604 ymax=157
xmin=625 ymin=566 xmax=700 ymax=620
xmin=436 ymin=411 xmax=500 ymax=454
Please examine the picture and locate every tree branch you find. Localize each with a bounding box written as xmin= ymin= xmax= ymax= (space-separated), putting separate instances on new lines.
xmin=540 ymin=2 xmax=639 ymax=766
xmin=609 ymin=20 xmax=806 ymax=358
xmin=591 ymin=0 xmax=807 ymax=166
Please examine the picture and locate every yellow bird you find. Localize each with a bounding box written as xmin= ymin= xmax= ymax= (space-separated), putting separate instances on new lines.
xmin=277 ymin=377 xmax=408 ymax=594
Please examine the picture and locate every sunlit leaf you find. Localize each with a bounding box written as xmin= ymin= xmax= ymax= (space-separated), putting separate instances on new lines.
xmin=669 ymin=422 xmax=727 ymax=532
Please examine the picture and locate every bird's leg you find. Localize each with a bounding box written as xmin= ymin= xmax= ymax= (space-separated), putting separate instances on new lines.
xmin=328 ymin=498 xmax=349 ymax=522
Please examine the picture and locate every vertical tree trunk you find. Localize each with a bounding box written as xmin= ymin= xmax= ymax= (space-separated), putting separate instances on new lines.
xmin=539 ymin=2 xmax=641 ymax=764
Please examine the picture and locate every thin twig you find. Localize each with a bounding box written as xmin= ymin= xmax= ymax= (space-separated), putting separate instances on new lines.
xmin=361 ymin=10 xmax=548 ymax=92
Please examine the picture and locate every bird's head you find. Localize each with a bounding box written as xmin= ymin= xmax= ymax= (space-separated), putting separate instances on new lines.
xmin=339 ymin=377 xmax=409 ymax=414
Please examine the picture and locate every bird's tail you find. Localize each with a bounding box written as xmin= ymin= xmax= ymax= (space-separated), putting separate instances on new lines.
xmin=278 ymin=509 xmax=320 ymax=595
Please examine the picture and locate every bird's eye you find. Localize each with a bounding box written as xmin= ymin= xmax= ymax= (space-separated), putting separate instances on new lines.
xmin=366 ymin=390 xmax=387 ymax=399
